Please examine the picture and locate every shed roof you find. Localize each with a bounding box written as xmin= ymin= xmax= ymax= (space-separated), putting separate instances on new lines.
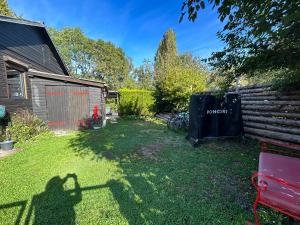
xmin=107 ymin=91 xmax=119 ymax=98
xmin=28 ymin=69 xmax=107 ymax=90
xmin=0 ymin=15 xmax=70 ymax=76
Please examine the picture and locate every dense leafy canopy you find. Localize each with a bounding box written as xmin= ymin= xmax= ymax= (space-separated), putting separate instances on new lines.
xmin=119 ymin=89 xmax=155 ymax=115
xmin=154 ymin=29 xmax=207 ymax=112
xmin=92 ymin=39 xmax=132 ymax=89
xmin=0 ymin=0 xmax=16 ymax=17
xmin=161 ymin=54 xmax=207 ymax=111
xmin=132 ymin=59 xmax=154 ymax=90
xmin=181 ymin=0 xmax=300 ymax=90
xmin=49 ymin=28 xmax=131 ymax=89
xmin=0 ymin=0 xmax=15 ymax=17
xmin=154 ymin=29 xmax=178 ymax=79
xmin=48 ymin=28 xmax=94 ymax=76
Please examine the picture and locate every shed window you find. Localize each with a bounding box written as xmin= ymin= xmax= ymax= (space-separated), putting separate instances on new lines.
xmin=7 ymin=71 xmax=26 ymax=99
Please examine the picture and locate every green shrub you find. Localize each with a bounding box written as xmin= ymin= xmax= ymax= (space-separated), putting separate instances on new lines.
xmin=106 ymin=99 xmax=118 ymax=112
xmin=119 ymin=89 xmax=155 ymax=116
xmin=6 ymin=109 xmax=49 ymax=143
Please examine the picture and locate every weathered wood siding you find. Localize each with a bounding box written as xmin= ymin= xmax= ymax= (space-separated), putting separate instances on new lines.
xmin=30 ymin=75 xmax=105 ymax=129
xmin=0 ymin=21 xmax=67 ymax=75
xmin=239 ymin=85 xmax=300 ymax=144
xmin=89 ymin=87 xmax=106 ymax=118
xmin=0 ymin=21 xmax=68 ymax=98
xmin=0 ymin=52 xmax=7 ymax=97
xmin=45 ymin=86 xmax=90 ymax=130
xmin=30 ymin=76 xmax=73 ymax=121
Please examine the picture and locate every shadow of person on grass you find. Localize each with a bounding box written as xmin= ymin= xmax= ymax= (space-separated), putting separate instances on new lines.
xmin=24 ymin=173 xmax=82 ymax=225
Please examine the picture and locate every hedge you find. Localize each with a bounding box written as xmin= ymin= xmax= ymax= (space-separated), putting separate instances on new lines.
xmin=119 ymin=89 xmax=155 ymax=116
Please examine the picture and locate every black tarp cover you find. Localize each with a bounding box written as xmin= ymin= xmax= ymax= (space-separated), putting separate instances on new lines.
xmin=187 ymin=93 xmax=243 ymax=143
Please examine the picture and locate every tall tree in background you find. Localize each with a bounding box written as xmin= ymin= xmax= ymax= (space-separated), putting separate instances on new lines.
xmin=49 ymin=28 xmax=131 ymax=89
xmin=0 ymin=0 xmax=15 ymax=17
xmin=92 ymin=40 xmax=131 ymax=89
xmin=180 ymin=0 xmax=300 ymax=91
xmin=154 ymin=29 xmax=207 ymax=112
xmin=162 ymin=53 xmax=207 ymax=111
xmin=154 ymin=29 xmax=178 ymax=79
xmin=48 ymin=28 xmax=94 ymax=77
xmin=133 ymin=59 xmax=154 ymax=90
xmin=154 ymin=29 xmax=178 ymax=112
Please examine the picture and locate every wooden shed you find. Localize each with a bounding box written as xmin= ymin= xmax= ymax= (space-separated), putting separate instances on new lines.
xmin=0 ymin=16 xmax=108 ymax=130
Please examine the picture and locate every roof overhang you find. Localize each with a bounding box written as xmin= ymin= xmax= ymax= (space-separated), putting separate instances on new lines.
xmin=0 ymin=15 xmax=44 ymax=27
xmin=28 ymin=70 xmax=107 ymax=89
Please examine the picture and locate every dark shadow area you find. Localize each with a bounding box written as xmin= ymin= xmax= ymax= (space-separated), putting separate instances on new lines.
xmin=69 ymin=118 xmax=164 ymax=160
xmin=0 ymin=174 xmax=111 ymax=225
xmin=0 ymin=200 xmax=27 ymax=225
xmin=107 ymin=179 xmax=145 ymax=224
xmin=24 ymin=174 xmax=82 ymax=225
xmin=68 ymin=118 xmax=266 ymax=224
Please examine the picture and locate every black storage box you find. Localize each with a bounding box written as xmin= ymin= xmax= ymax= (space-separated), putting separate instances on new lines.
xmin=186 ymin=93 xmax=243 ymax=146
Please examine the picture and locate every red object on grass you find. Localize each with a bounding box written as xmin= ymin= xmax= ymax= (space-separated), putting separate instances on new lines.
xmin=251 ymin=142 xmax=300 ymax=225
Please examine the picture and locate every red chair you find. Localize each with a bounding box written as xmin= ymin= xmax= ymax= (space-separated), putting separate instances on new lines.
xmin=251 ymin=141 xmax=300 ymax=225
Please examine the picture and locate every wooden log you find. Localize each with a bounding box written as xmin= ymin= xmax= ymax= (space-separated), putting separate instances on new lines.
xmin=242 ymin=100 xmax=300 ymax=106
xmin=229 ymin=84 xmax=269 ymax=92
xmin=244 ymin=127 xmax=300 ymax=144
xmin=241 ymin=91 xmax=278 ymax=97
xmin=245 ymin=134 xmax=300 ymax=150
xmin=242 ymin=104 xmax=300 ymax=112
xmin=243 ymin=115 xmax=300 ymax=127
xmin=238 ymin=87 xmax=271 ymax=94
xmin=242 ymin=110 xmax=300 ymax=119
xmin=242 ymin=95 xmax=300 ymax=101
xmin=244 ymin=121 xmax=300 ymax=135
xmin=240 ymin=90 xmax=300 ymax=97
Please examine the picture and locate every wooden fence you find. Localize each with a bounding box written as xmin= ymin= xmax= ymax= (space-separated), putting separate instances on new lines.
xmin=237 ymin=85 xmax=300 ymax=145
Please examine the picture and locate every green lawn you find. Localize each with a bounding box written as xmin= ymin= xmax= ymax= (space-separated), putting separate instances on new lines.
xmin=0 ymin=118 xmax=287 ymax=225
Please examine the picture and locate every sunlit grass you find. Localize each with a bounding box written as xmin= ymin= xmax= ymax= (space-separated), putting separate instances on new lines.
xmin=0 ymin=117 xmax=286 ymax=225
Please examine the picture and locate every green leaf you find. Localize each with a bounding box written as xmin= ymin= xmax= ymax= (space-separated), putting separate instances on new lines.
xmin=200 ymin=1 xmax=205 ymax=9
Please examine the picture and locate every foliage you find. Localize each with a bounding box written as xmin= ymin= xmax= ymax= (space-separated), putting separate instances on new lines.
xmin=132 ymin=59 xmax=154 ymax=90
xmin=0 ymin=0 xmax=15 ymax=17
xmin=154 ymin=30 xmax=208 ymax=112
xmin=180 ymin=0 xmax=300 ymax=90
xmin=0 ymin=118 xmax=278 ymax=224
xmin=119 ymin=89 xmax=155 ymax=116
xmin=160 ymin=56 xmax=207 ymax=111
xmin=92 ymin=40 xmax=132 ymax=89
xmin=48 ymin=28 xmax=94 ymax=77
xmin=6 ymin=109 xmax=48 ymax=143
xmin=154 ymin=29 xmax=178 ymax=79
xmin=106 ymin=99 xmax=118 ymax=113
xmin=48 ymin=28 xmax=131 ymax=89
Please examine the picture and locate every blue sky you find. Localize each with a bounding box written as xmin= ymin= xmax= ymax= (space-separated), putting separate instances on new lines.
xmin=9 ymin=0 xmax=224 ymax=66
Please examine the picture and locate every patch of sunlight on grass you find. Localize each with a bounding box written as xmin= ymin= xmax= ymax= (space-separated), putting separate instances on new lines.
xmin=0 ymin=117 xmax=285 ymax=225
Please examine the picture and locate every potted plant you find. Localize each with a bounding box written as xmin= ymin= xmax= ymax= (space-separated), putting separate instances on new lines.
xmin=0 ymin=126 xmax=14 ymax=151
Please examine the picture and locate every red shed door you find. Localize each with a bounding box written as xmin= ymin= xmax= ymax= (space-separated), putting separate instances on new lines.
xmin=45 ymin=86 xmax=89 ymax=130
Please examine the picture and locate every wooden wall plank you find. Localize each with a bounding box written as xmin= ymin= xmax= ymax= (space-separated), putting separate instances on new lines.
xmin=239 ymin=85 xmax=300 ymax=144
xmin=244 ymin=127 xmax=300 ymax=144
xmin=243 ymin=115 xmax=300 ymax=127
xmin=244 ymin=121 xmax=300 ymax=135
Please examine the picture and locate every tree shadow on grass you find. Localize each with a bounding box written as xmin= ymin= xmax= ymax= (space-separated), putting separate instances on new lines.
xmin=66 ymin=118 xmax=268 ymax=224
xmin=69 ymin=118 xmax=165 ymax=161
